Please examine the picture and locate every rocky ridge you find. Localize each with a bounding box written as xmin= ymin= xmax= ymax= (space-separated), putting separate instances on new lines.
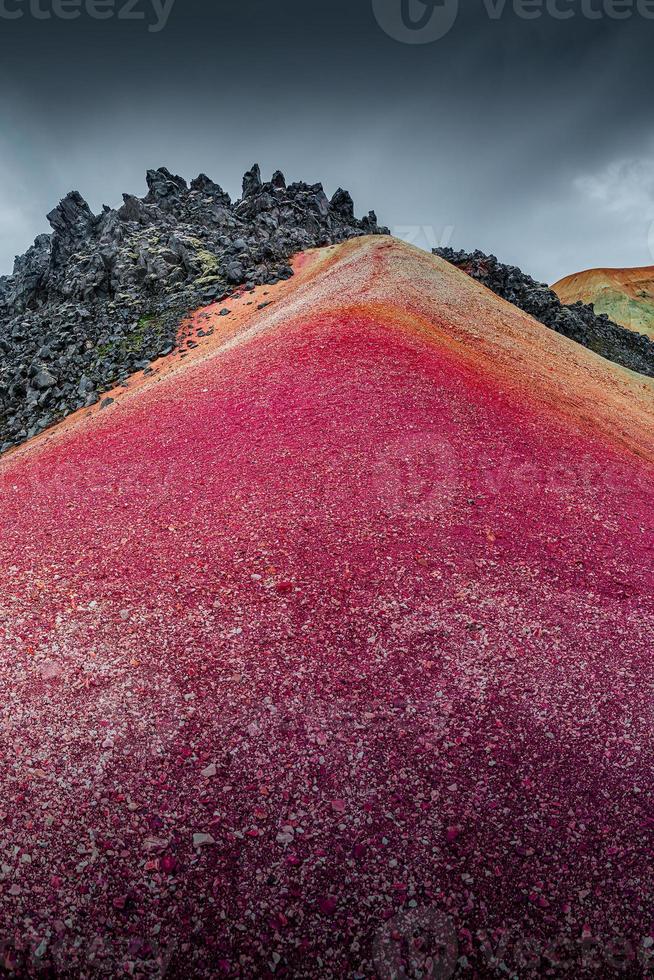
xmin=434 ymin=247 xmax=654 ymax=379
xmin=0 ymin=165 xmax=387 ymax=451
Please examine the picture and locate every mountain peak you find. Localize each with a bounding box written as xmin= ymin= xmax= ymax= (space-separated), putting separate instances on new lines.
xmin=242 ymin=162 xmax=262 ymax=198
xmin=145 ymin=166 xmax=188 ymax=201
xmin=0 ymin=166 xmax=388 ymax=452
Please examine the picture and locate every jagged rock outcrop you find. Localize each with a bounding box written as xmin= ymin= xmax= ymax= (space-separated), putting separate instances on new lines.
xmin=0 ymin=166 xmax=388 ymax=451
xmin=434 ymin=247 xmax=654 ymax=379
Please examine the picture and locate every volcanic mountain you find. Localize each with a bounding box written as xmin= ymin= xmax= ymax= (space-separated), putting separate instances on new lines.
xmin=0 ymin=237 xmax=652 ymax=976
xmin=0 ymin=165 xmax=386 ymax=453
xmin=553 ymin=264 xmax=654 ymax=340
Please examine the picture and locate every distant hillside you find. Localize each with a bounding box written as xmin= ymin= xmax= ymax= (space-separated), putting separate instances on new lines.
xmin=553 ymin=265 xmax=654 ymax=341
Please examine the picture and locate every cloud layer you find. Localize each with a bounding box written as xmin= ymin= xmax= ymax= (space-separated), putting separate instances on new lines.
xmin=1 ymin=0 xmax=653 ymax=282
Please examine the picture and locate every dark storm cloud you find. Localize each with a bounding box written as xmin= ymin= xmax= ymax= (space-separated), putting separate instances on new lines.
xmin=1 ymin=0 xmax=654 ymax=281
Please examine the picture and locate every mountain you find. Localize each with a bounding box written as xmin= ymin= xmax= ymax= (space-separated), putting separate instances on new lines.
xmin=553 ymin=264 xmax=654 ymax=341
xmin=0 ymin=236 xmax=652 ymax=976
xmin=3 ymin=168 xmax=653 ymax=462
xmin=0 ymin=165 xmax=387 ymax=452
xmin=435 ymin=247 xmax=654 ymax=377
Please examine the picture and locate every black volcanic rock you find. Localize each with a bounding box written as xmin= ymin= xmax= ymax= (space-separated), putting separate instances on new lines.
xmin=144 ymin=167 xmax=188 ymax=205
xmin=242 ymin=163 xmax=262 ymax=199
xmin=190 ymin=173 xmax=232 ymax=206
xmin=0 ymin=234 xmax=51 ymax=314
xmin=330 ymin=188 xmax=355 ymax=220
xmin=434 ymin=247 xmax=654 ymax=379
xmin=0 ymin=165 xmax=389 ymax=452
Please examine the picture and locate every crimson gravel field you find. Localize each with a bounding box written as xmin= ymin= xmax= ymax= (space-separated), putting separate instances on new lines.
xmin=0 ymin=237 xmax=653 ymax=977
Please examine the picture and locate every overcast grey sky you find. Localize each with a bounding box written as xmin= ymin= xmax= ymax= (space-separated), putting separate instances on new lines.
xmin=1 ymin=0 xmax=653 ymax=283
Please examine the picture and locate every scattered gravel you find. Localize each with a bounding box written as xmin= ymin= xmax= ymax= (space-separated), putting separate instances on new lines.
xmin=0 ymin=237 xmax=651 ymax=976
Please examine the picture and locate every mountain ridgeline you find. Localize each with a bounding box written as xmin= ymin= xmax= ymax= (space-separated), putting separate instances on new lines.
xmin=1 ymin=170 xmax=653 ymax=457
xmin=0 ymin=165 xmax=388 ymax=451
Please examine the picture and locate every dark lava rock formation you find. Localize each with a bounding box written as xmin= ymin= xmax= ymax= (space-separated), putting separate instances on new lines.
xmin=434 ymin=247 xmax=654 ymax=380
xmin=0 ymin=165 xmax=387 ymax=452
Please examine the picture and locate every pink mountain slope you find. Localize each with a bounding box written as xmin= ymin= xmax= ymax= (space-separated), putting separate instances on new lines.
xmin=0 ymin=237 xmax=652 ymax=976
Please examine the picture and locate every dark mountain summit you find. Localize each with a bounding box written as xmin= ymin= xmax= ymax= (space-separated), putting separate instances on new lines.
xmin=0 ymin=165 xmax=387 ymax=451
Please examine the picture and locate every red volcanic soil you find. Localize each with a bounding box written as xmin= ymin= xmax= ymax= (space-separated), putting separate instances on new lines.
xmin=0 ymin=238 xmax=653 ymax=977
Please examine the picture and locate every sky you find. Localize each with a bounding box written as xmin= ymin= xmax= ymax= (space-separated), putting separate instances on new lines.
xmin=1 ymin=0 xmax=654 ymax=283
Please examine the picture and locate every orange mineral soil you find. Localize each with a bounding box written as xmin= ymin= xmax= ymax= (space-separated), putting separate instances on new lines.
xmin=553 ymin=264 xmax=654 ymax=340
xmin=0 ymin=237 xmax=653 ymax=976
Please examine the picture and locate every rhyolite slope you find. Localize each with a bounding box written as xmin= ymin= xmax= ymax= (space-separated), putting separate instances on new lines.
xmin=553 ymin=264 xmax=654 ymax=341
xmin=0 ymin=237 xmax=652 ymax=977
